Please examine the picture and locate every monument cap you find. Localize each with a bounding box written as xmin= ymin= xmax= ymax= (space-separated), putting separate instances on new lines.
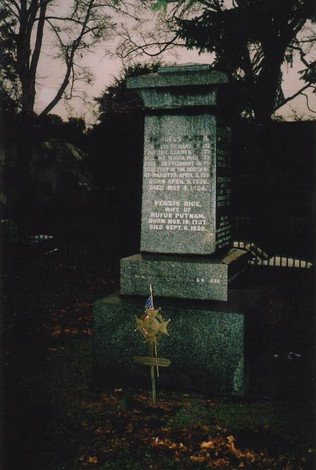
xmin=126 ymin=63 xmax=228 ymax=90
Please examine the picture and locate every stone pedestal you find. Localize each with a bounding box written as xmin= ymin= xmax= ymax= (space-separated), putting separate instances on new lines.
xmin=94 ymin=289 xmax=264 ymax=396
xmin=120 ymin=248 xmax=251 ymax=302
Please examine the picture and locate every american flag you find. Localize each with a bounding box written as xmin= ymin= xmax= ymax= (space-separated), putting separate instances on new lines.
xmin=145 ymin=296 xmax=153 ymax=310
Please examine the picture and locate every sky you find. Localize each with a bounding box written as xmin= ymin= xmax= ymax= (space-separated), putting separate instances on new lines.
xmin=36 ymin=48 xmax=215 ymax=124
xmin=37 ymin=48 xmax=316 ymax=125
xmin=34 ymin=5 xmax=316 ymax=125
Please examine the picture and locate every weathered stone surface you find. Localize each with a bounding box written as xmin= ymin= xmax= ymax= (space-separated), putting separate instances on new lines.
xmin=120 ymin=249 xmax=250 ymax=302
xmin=93 ymin=64 xmax=254 ymax=399
xmin=126 ymin=64 xmax=228 ymax=97
xmin=138 ymin=114 xmax=231 ymax=254
xmin=93 ymin=289 xmax=264 ymax=396
xmin=127 ymin=65 xmax=231 ymax=255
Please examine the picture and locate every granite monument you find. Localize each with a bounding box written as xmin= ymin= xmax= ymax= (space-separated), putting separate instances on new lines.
xmin=121 ymin=64 xmax=249 ymax=302
xmin=94 ymin=64 xmax=263 ymax=396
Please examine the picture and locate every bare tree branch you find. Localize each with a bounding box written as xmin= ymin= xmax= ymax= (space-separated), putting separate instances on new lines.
xmin=275 ymin=82 xmax=312 ymax=111
xmin=29 ymin=0 xmax=48 ymax=108
xmin=301 ymin=92 xmax=316 ymax=113
xmin=289 ymin=43 xmax=315 ymax=69
xmin=0 ymin=0 xmax=21 ymax=19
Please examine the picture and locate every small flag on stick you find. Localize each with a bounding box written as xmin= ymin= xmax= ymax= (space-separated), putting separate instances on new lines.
xmin=134 ymin=285 xmax=171 ymax=405
xmin=145 ymin=284 xmax=154 ymax=310
xmin=145 ymin=296 xmax=153 ymax=310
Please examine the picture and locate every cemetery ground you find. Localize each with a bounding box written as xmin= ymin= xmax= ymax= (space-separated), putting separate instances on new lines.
xmin=1 ymin=264 xmax=315 ymax=469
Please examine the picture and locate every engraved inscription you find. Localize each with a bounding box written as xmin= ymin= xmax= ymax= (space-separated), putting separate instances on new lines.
xmin=144 ymin=134 xmax=211 ymax=193
xmin=215 ymin=127 xmax=232 ymax=249
xmin=196 ymin=277 xmax=221 ymax=284
xmin=148 ymin=199 xmax=208 ymax=232
xmin=144 ymin=134 xmax=212 ymax=232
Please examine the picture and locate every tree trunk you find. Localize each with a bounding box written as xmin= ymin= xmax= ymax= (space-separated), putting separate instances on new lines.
xmin=253 ymin=45 xmax=285 ymax=122
xmin=14 ymin=112 xmax=36 ymax=234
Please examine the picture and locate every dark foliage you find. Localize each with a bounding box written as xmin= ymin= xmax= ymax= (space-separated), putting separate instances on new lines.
xmin=85 ymin=63 xmax=162 ymax=253
xmin=175 ymin=0 xmax=315 ymax=121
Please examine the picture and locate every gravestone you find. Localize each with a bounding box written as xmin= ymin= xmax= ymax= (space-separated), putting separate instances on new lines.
xmin=132 ymin=66 xmax=231 ymax=255
xmin=94 ymin=64 xmax=263 ymax=396
xmin=120 ymin=64 xmax=249 ymax=302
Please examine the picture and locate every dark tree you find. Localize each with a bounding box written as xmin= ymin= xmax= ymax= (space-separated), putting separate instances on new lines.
xmin=87 ymin=63 xmax=161 ymax=252
xmin=144 ymin=0 xmax=316 ymax=122
xmin=0 ymin=0 xmax=134 ymax=230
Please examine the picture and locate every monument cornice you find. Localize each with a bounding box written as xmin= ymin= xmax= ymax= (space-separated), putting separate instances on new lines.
xmin=144 ymin=105 xmax=218 ymax=115
xmin=126 ymin=64 xmax=228 ymax=90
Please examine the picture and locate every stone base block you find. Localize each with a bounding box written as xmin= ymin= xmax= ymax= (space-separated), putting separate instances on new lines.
xmin=93 ymin=289 xmax=264 ymax=396
xmin=120 ymin=248 xmax=250 ymax=302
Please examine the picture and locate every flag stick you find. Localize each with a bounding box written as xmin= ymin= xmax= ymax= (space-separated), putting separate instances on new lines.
xmin=154 ymin=342 xmax=159 ymax=377
xmin=150 ymin=283 xmax=154 ymax=309
xmin=150 ymin=284 xmax=159 ymax=377
xmin=150 ymin=344 xmax=157 ymax=405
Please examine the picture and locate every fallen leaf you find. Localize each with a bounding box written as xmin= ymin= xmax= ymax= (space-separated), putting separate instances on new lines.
xmin=201 ymin=440 xmax=215 ymax=449
xmin=79 ymin=455 xmax=98 ymax=466
xmin=190 ymin=455 xmax=206 ymax=463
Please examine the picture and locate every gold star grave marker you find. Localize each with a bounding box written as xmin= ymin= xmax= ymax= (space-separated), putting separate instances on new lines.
xmin=134 ymin=285 xmax=171 ymax=405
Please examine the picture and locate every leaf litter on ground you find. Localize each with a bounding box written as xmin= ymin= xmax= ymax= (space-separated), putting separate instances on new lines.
xmin=2 ymin=269 xmax=315 ymax=469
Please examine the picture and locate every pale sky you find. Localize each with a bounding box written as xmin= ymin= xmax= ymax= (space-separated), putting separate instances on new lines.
xmin=34 ymin=5 xmax=316 ymax=125
xmin=36 ymin=45 xmax=218 ymax=124
xmin=36 ymin=49 xmax=316 ymax=125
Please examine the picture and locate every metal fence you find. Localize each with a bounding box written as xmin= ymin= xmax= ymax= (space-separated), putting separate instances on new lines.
xmin=233 ymin=240 xmax=312 ymax=269
xmin=1 ymin=216 xmax=313 ymax=280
